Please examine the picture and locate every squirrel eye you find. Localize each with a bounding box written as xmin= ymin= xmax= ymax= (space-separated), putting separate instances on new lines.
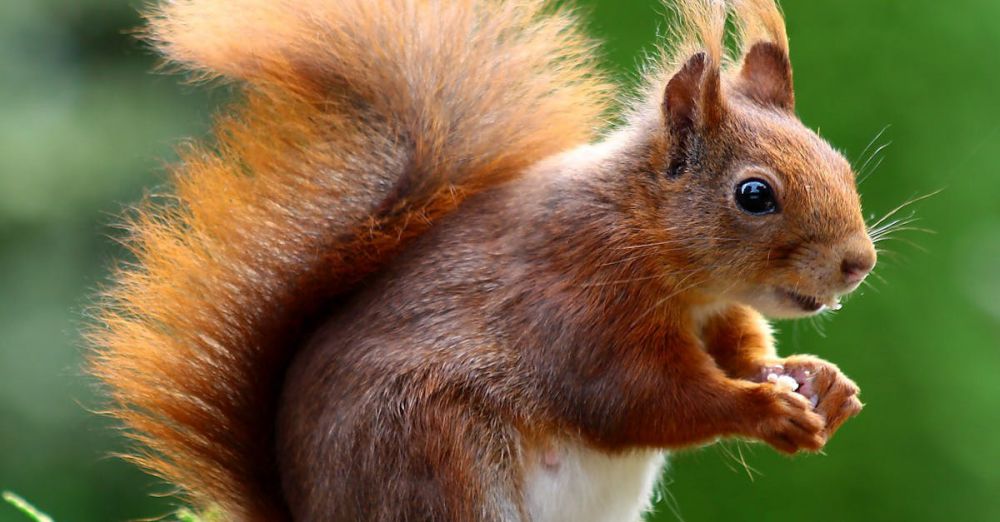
xmin=735 ymin=178 xmax=779 ymax=215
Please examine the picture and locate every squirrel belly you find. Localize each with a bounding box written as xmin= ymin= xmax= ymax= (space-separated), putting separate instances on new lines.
xmin=522 ymin=443 xmax=665 ymax=522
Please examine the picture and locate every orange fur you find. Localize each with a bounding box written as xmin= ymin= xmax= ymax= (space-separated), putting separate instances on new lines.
xmin=89 ymin=0 xmax=609 ymax=518
xmin=90 ymin=1 xmax=875 ymax=520
xmin=733 ymin=0 xmax=789 ymax=53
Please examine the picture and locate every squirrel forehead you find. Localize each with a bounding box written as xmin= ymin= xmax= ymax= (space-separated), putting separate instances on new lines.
xmin=726 ymin=107 xmax=864 ymax=231
xmin=719 ymin=103 xmax=853 ymax=184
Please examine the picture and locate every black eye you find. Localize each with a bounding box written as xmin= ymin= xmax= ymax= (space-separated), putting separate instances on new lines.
xmin=734 ymin=178 xmax=779 ymax=215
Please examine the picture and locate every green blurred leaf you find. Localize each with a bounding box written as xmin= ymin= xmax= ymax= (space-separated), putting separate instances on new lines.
xmin=3 ymin=492 xmax=54 ymax=522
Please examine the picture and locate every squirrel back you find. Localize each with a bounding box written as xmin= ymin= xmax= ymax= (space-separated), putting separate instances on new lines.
xmin=88 ymin=0 xmax=610 ymax=518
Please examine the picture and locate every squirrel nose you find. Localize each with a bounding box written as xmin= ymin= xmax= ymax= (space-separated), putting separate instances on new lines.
xmin=840 ymin=252 xmax=875 ymax=285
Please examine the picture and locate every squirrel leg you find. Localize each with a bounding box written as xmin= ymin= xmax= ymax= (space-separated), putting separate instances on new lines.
xmin=701 ymin=305 xmax=862 ymax=440
xmin=598 ymin=337 xmax=826 ymax=455
xmin=700 ymin=304 xmax=778 ymax=380
xmin=683 ymin=349 xmax=826 ymax=454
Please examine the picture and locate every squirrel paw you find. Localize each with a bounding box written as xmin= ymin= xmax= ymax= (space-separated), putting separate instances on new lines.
xmin=748 ymin=383 xmax=827 ymax=454
xmin=756 ymin=355 xmax=863 ymax=439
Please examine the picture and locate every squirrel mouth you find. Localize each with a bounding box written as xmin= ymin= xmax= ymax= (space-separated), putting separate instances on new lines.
xmin=779 ymin=289 xmax=827 ymax=312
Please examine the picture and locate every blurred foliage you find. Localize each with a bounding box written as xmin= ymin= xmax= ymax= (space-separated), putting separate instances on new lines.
xmin=0 ymin=0 xmax=997 ymax=521
xmin=4 ymin=492 xmax=53 ymax=522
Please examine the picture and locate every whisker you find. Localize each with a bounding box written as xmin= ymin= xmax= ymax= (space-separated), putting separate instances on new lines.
xmin=734 ymin=441 xmax=760 ymax=481
xmin=864 ymin=191 xmax=938 ymax=264
xmin=874 ymin=248 xmax=901 ymax=261
xmin=872 ymin=226 xmax=936 ymax=239
xmin=857 ymin=143 xmax=891 ymax=185
xmin=870 ymin=225 xmax=908 ymax=239
xmin=868 ymin=217 xmax=919 ymax=239
xmin=878 ymin=236 xmax=930 ymax=253
xmin=858 ymin=158 xmax=886 ymax=186
xmin=869 ymin=213 xmax=918 ymax=230
xmin=808 ymin=315 xmax=827 ymax=338
xmin=858 ymin=142 xmax=892 ymax=185
xmin=716 ymin=443 xmax=740 ymax=474
xmin=860 ymin=279 xmax=881 ymax=294
xmin=868 ymin=270 xmax=889 ymax=286
xmin=715 ymin=440 xmax=760 ymax=481
xmin=655 ymin=475 xmax=685 ymax=522
xmin=867 ymin=190 xmax=942 ymax=230
xmin=856 ymin=124 xmax=891 ymax=166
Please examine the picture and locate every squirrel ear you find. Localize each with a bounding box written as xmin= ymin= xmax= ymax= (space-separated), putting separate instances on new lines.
xmin=738 ymin=42 xmax=794 ymax=111
xmin=663 ymin=52 xmax=725 ymax=138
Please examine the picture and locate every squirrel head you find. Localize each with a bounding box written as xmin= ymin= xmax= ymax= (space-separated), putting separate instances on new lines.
xmin=625 ymin=4 xmax=876 ymax=319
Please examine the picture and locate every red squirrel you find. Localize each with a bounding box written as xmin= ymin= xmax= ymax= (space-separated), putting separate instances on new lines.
xmin=89 ymin=0 xmax=875 ymax=520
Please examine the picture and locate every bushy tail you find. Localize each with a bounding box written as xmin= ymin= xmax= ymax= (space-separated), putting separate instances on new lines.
xmin=87 ymin=1 xmax=610 ymax=519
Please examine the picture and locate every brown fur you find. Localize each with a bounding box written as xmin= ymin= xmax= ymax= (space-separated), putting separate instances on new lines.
xmin=90 ymin=0 xmax=875 ymax=520
xmin=88 ymin=0 xmax=609 ymax=519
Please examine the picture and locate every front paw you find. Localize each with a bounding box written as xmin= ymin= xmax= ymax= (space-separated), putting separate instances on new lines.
xmin=748 ymin=383 xmax=827 ymax=454
xmin=756 ymin=355 xmax=863 ymax=439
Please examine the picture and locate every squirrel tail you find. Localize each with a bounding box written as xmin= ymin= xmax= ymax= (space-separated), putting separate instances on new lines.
xmin=88 ymin=0 xmax=610 ymax=519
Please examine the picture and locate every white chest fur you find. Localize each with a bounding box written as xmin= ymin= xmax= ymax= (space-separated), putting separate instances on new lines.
xmin=523 ymin=440 xmax=666 ymax=522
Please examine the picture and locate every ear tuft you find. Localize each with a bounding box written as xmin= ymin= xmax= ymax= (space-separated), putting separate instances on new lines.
xmin=663 ymin=52 xmax=724 ymax=138
xmin=738 ymin=42 xmax=794 ymax=111
xmin=664 ymin=52 xmax=706 ymax=136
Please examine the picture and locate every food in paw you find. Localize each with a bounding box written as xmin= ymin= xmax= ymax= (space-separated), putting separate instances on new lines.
xmin=766 ymin=372 xmax=799 ymax=392
xmin=759 ymin=364 xmax=819 ymax=407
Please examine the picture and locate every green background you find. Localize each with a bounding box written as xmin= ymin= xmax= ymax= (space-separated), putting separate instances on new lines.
xmin=1 ymin=0 xmax=997 ymax=520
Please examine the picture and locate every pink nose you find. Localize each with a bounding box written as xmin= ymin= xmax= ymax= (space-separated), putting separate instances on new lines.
xmin=841 ymin=255 xmax=875 ymax=285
